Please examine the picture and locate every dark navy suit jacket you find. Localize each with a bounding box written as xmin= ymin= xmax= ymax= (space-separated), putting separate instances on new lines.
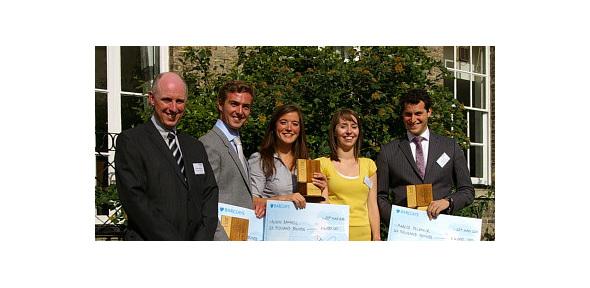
xmin=115 ymin=120 xmax=218 ymax=240
xmin=376 ymin=132 xmax=474 ymax=226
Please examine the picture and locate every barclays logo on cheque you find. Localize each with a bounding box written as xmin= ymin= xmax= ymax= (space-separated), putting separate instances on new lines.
xmin=269 ymin=203 xmax=290 ymax=209
xmin=219 ymin=207 xmax=246 ymax=216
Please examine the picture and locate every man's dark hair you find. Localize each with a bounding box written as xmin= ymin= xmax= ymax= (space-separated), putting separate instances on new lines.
xmin=399 ymin=88 xmax=432 ymax=113
xmin=217 ymin=80 xmax=254 ymax=104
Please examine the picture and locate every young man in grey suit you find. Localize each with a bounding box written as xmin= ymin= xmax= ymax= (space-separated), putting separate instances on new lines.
xmin=377 ymin=88 xmax=474 ymax=228
xmin=199 ymin=80 xmax=256 ymax=240
xmin=115 ymin=72 xmax=218 ymax=240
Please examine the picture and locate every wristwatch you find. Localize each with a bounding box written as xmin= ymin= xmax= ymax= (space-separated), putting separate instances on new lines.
xmin=445 ymin=196 xmax=454 ymax=214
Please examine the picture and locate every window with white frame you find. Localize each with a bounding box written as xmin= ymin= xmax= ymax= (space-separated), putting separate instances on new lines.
xmin=94 ymin=46 xmax=168 ymax=189
xmin=443 ymin=46 xmax=491 ymax=185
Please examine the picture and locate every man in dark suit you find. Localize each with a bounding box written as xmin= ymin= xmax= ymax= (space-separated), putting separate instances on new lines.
xmin=377 ymin=88 xmax=474 ymax=227
xmin=199 ymin=80 xmax=255 ymax=240
xmin=115 ymin=72 xmax=218 ymax=240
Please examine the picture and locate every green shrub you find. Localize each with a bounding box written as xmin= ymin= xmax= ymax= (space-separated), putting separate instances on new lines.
xmin=176 ymin=46 xmax=468 ymax=158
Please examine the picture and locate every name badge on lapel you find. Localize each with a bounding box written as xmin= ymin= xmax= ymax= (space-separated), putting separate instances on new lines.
xmin=437 ymin=153 xmax=450 ymax=168
xmin=193 ymin=163 xmax=205 ymax=175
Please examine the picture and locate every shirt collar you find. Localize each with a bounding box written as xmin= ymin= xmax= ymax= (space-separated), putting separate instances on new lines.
xmin=151 ymin=115 xmax=176 ymax=134
xmin=407 ymin=127 xmax=430 ymax=142
xmin=214 ymin=119 xmax=240 ymax=142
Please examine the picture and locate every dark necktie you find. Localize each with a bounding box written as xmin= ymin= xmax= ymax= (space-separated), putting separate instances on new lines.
xmin=167 ymin=131 xmax=185 ymax=176
xmin=412 ymin=136 xmax=425 ymax=179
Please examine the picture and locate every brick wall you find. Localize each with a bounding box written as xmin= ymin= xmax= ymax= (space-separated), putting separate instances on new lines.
xmin=425 ymin=46 xmax=444 ymax=84
xmin=169 ymin=46 xmax=239 ymax=75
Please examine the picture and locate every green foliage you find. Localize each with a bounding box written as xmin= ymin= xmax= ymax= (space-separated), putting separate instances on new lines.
xmin=95 ymin=185 xmax=126 ymax=225
xmin=171 ymin=47 xmax=246 ymax=139
xmin=455 ymin=187 xmax=495 ymax=219
xmin=233 ymin=46 xmax=469 ymax=158
xmin=147 ymin=46 xmax=468 ymax=158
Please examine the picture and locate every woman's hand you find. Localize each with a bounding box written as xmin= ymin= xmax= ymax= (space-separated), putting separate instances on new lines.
xmin=253 ymin=197 xmax=267 ymax=218
xmin=312 ymin=172 xmax=328 ymax=192
xmin=288 ymin=193 xmax=306 ymax=209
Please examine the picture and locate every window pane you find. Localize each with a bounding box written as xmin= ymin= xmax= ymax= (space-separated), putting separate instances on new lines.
xmin=469 ymin=110 xmax=484 ymax=143
xmin=457 ymin=46 xmax=471 ymax=72
xmin=472 ymin=76 xmax=486 ymax=109
xmin=95 ymin=92 xmax=108 ymax=152
xmin=469 ymin=146 xmax=484 ymax=178
xmin=472 ymin=46 xmax=486 ymax=74
xmin=121 ymin=46 xmax=160 ymax=93
xmin=444 ymin=77 xmax=454 ymax=95
xmin=443 ymin=46 xmax=454 ymax=68
xmin=457 ymin=78 xmax=470 ymax=106
xmin=121 ymin=95 xmax=147 ymax=130
xmin=95 ymin=46 xmax=107 ymax=89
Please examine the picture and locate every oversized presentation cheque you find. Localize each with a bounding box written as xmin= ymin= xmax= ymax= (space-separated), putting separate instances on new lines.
xmin=218 ymin=203 xmax=264 ymax=241
xmin=264 ymin=200 xmax=349 ymax=241
xmin=388 ymin=205 xmax=482 ymax=241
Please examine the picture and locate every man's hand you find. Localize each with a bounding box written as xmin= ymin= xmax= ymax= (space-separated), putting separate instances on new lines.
xmin=427 ymin=198 xmax=450 ymax=220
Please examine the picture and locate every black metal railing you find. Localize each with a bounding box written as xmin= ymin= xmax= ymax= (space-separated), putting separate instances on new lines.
xmin=95 ymin=131 xmax=125 ymax=240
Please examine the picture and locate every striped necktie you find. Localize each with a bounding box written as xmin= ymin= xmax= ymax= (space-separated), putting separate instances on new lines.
xmin=167 ymin=131 xmax=185 ymax=176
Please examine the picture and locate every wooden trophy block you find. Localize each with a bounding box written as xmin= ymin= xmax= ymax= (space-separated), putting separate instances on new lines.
xmin=406 ymin=185 xmax=417 ymax=208
xmin=406 ymin=184 xmax=433 ymax=209
xmin=297 ymin=159 xmax=321 ymax=183
xmin=415 ymin=184 xmax=433 ymax=207
xmin=296 ymin=159 xmax=324 ymax=202
xmin=299 ymin=182 xmax=322 ymax=196
xmin=221 ymin=215 xmax=249 ymax=241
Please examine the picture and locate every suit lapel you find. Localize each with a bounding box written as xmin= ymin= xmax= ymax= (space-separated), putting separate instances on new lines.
xmin=398 ymin=138 xmax=423 ymax=181
xmin=145 ymin=121 xmax=188 ymax=188
xmin=212 ymin=127 xmax=251 ymax=192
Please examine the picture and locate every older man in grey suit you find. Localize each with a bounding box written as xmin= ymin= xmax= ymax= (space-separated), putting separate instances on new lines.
xmin=377 ymin=88 xmax=474 ymax=229
xmin=200 ymin=80 xmax=255 ymax=240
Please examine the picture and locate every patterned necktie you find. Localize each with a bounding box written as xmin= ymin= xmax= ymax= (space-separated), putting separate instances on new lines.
xmin=233 ymin=136 xmax=248 ymax=173
xmin=412 ymin=136 xmax=425 ymax=179
xmin=167 ymin=131 xmax=185 ymax=176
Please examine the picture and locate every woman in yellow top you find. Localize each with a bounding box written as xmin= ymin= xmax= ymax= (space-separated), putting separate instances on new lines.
xmin=318 ymin=109 xmax=381 ymax=241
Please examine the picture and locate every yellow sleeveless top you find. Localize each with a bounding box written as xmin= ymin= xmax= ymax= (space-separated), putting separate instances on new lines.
xmin=317 ymin=157 xmax=377 ymax=227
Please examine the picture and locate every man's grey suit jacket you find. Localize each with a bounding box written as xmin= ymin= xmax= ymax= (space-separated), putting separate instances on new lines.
xmin=376 ymin=132 xmax=474 ymax=226
xmin=200 ymin=126 xmax=253 ymax=240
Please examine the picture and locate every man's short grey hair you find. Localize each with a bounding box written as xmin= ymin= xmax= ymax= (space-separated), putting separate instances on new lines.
xmin=151 ymin=72 xmax=187 ymax=95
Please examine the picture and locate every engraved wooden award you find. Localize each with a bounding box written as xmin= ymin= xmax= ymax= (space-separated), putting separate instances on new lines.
xmin=221 ymin=215 xmax=249 ymax=241
xmin=406 ymin=183 xmax=433 ymax=210
xmin=296 ymin=159 xmax=325 ymax=203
